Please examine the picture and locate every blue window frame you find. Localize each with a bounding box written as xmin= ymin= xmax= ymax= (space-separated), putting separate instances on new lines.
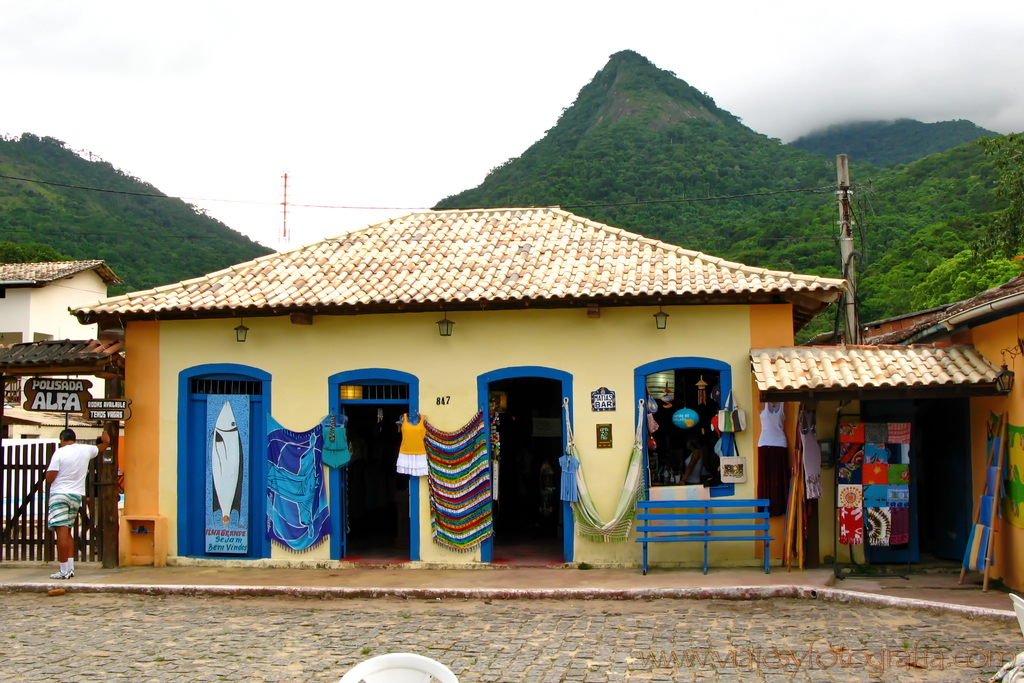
xmin=634 ymin=357 xmax=735 ymax=497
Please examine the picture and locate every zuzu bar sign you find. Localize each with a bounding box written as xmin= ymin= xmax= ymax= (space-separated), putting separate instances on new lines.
xmin=23 ymin=378 xmax=93 ymax=413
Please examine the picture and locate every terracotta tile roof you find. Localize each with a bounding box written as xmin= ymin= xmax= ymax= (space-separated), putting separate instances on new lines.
xmin=0 ymin=339 xmax=125 ymax=375
xmin=73 ymin=208 xmax=845 ymax=320
xmin=867 ymin=273 xmax=1024 ymax=345
xmin=0 ymin=260 xmax=121 ymax=286
xmin=751 ymin=344 xmax=999 ymax=392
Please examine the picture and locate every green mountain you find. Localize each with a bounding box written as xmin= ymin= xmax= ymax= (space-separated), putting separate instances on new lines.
xmin=0 ymin=133 xmax=273 ymax=294
xmin=435 ymin=51 xmax=1018 ymax=337
xmin=788 ymin=119 xmax=998 ymax=167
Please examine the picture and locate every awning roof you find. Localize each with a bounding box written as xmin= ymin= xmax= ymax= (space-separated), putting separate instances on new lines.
xmin=0 ymin=339 xmax=125 ymax=378
xmin=751 ymin=344 xmax=1003 ymax=402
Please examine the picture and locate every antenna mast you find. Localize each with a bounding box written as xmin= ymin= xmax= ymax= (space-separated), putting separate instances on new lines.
xmin=279 ymin=172 xmax=289 ymax=247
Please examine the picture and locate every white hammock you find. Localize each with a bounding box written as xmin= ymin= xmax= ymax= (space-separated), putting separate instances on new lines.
xmin=565 ymin=399 xmax=645 ymax=543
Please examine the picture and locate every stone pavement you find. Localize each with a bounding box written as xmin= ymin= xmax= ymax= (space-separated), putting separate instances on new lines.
xmin=2 ymin=561 xmax=1023 ymax=682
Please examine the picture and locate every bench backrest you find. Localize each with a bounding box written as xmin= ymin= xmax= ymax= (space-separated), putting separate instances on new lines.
xmin=636 ymin=498 xmax=771 ymax=535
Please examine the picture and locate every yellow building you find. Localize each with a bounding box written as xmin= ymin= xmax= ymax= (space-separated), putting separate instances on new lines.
xmin=73 ymin=208 xmax=848 ymax=569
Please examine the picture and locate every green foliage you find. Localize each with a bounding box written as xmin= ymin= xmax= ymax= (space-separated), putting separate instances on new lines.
xmin=435 ymin=52 xmax=1018 ymax=328
xmin=0 ymin=241 xmax=69 ymax=263
xmin=0 ymin=133 xmax=273 ymax=294
xmin=909 ymin=250 xmax=1022 ymax=309
xmin=789 ymin=119 xmax=997 ymax=167
xmin=978 ymin=133 xmax=1024 ymax=258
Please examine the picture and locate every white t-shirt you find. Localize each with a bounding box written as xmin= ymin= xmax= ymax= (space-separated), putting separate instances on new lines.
xmin=47 ymin=443 xmax=100 ymax=496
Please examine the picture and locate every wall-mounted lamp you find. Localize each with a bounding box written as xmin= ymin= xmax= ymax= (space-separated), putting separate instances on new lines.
xmin=653 ymin=306 xmax=669 ymax=330
xmin=436 ymin=312 xmax=454 ymax=337
xmin=997 ymin=338 xmax=1024 ymax=394
xmin=996 ymin=364 xmax=1015 ymax=394
xmin=235 ymin=319 xmax=249 ymax=343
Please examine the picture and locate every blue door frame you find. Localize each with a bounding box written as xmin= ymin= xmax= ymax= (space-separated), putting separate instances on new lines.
xmin=327 ymin=369 xmax=420 ymax=561
xmin=634 ymin=357 xmax=736 ymax=497
xmin=177 ymin=364 xmax=272 ymax=559
xmin=477 ymin=366 xmax=574 ymax=563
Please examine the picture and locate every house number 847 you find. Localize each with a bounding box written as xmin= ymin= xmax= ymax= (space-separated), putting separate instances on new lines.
xmin=435 ymin=396 xmax=450 ymax=405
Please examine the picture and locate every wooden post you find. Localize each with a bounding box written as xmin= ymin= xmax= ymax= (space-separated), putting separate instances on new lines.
xmin=837 ymin=155 xmax=860 ymax=344
xmin=98 ymin=376 xmax=121 ymax=568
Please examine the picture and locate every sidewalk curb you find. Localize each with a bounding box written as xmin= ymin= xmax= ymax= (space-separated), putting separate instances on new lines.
xmin=3 ymin=581 xmax=1016 ymax=623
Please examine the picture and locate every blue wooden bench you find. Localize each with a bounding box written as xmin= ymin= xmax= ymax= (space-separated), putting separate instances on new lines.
xmin=635 ymin=498 xmax=774 ymax=575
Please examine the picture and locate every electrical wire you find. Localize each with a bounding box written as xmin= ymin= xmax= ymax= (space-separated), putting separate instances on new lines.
xmin=1 ymin=172 xmax=834 ymax=212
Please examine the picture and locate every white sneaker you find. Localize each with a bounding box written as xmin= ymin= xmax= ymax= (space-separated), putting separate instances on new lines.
xmin=49 ymin=570 xmax=74 ymax=580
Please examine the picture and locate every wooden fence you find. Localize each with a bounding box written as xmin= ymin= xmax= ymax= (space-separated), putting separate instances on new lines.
xmin=0 ymin=439 xmax=101 ymax=562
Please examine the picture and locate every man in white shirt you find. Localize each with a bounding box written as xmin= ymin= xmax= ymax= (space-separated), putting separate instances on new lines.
xmin=46 ymin=428 xmax=111 ymax=579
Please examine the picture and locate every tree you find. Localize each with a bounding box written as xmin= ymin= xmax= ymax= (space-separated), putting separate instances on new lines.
xmin=0 ymin=241 xmax=68 ymax=263
xmin=979 ymin=133 xmax=1024 ymax=257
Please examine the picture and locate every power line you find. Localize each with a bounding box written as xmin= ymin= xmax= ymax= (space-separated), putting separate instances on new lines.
xmin=1 ymin=172 xmax=835 ymax=212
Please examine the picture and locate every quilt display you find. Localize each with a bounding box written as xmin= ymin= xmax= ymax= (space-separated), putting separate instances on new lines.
xmin=837 ymin=422 xmax=911 ymax=547
xmin=425 ymin=412 xmax=493 ymax=552
xmin=266 ymin=417 xmax=331 ymax=551
xmin=1004 ymin=424 xmax=1024 ymax=529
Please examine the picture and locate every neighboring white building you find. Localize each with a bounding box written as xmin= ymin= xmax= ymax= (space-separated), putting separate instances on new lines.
xmin=0 ymin=260 xmax=120 ymax=438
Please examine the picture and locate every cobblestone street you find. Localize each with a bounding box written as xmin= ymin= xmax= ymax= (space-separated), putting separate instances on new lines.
xmin=3 ymin=592 xmax=1021 ymax=682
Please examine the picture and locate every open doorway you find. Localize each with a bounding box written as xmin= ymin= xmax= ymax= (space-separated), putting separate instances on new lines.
xmin=342 ymin=404 xmax=410 ymax=561
xmin=489 ymin=377 xmax=563 ymax=565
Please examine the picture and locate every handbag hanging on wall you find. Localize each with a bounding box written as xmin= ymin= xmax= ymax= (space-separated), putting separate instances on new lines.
xmin=719 ymin=436 xmax=747 ymax=484
xmin=718 ymin=391 xmax=746 ymax=433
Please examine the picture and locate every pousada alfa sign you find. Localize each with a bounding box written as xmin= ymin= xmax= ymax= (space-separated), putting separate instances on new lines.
xmin=23 ymin=377 xmax=94 ymax=413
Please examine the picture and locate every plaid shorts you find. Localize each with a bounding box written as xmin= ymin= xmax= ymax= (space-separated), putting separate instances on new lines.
xmin=48 ymin=494 xmax=83 ymax=528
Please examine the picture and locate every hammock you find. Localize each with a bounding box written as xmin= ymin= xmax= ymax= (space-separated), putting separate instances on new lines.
xmin=266 ymin=416 xmax=331 ymax=551
xmin=567 ymin=399 xmax=645 ymax=543
xmin=425 ymin=412 xmax=493 ymax=552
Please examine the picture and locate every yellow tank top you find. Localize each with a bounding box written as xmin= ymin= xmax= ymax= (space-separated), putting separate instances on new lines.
xmin=399 ymin=414 xmax=427 ymax=455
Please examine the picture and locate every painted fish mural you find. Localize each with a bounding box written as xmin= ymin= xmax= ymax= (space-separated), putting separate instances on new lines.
xmin=211 ymin=401 xmax=244 ymax=524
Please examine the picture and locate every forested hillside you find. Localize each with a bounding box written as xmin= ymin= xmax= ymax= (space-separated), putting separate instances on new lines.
xmin=0 ymin=134 xmax=273 ymax=294
xmin=436 ymin=50 xmax=1018 ymax=337
xmin=789 ymin=119 xmax=997 ymax=167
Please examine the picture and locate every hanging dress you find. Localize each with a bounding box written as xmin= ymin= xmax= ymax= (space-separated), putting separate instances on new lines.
xmin=799 ymin=410 xmax=823 ymax=500
xmin=396 ymin=412 xmax=428 ymax=476
xmin=757 ymin=402 xmax=789 ymax=517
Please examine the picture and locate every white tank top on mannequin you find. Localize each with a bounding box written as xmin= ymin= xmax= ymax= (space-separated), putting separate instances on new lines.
xmin=758 ymin=402 xmax=787 ymax=448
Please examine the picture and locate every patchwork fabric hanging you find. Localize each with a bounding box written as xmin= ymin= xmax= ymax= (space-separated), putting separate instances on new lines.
xmin=837 ymin=422 xmax=912 ymax=548
xmin=425 ymin=412 xmax=493 ymax=552
xmin=266 ymin=416 xmax=331 ymax=551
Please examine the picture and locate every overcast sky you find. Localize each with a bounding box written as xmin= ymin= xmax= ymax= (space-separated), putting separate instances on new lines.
xmin=3 ymin=1 xmax=1023 ymax=250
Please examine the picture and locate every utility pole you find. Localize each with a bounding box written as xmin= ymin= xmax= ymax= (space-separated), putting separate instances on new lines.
xmin=837 ymin=154 xmax=860 ymax=344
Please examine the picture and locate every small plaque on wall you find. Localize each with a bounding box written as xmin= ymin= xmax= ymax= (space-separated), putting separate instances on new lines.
xmin=591 ymin=387 xmax=616 ymax=411
xmin=596 ymin=424 xmax=613 ymax=448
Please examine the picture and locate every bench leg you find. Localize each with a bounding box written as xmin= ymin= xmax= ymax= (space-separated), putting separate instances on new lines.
xmin=642 ymin=542 xmax=648 ymax=576
xmin=764 ymin=540 xmax=770 ymax=574
xmin=703 ymin=541 xmax=708 ymax=575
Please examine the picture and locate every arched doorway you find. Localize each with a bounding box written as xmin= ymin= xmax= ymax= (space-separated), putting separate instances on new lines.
xmin=328 ymin=369 xmax=420 ymax=561
xmin=478 ymin=366 xmax=573 ymax=564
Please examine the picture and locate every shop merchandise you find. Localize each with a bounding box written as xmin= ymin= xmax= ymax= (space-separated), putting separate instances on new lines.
xmin=424 ymin=412 xmax=493 ymax=552
xmin=568 ymin=399 xmax=645 ymax=543
xmin=799 ymin=410 xmax=823 ymax=500
xmin=396 ymin=412 xmax=429 ymax=476
xmin=757 ymin=402 xmax=789 ymax=516
xmin=322 ymin=412 xmax=351 ymax=468
xmin=266 ymin=416 xmax=330 ymax=551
